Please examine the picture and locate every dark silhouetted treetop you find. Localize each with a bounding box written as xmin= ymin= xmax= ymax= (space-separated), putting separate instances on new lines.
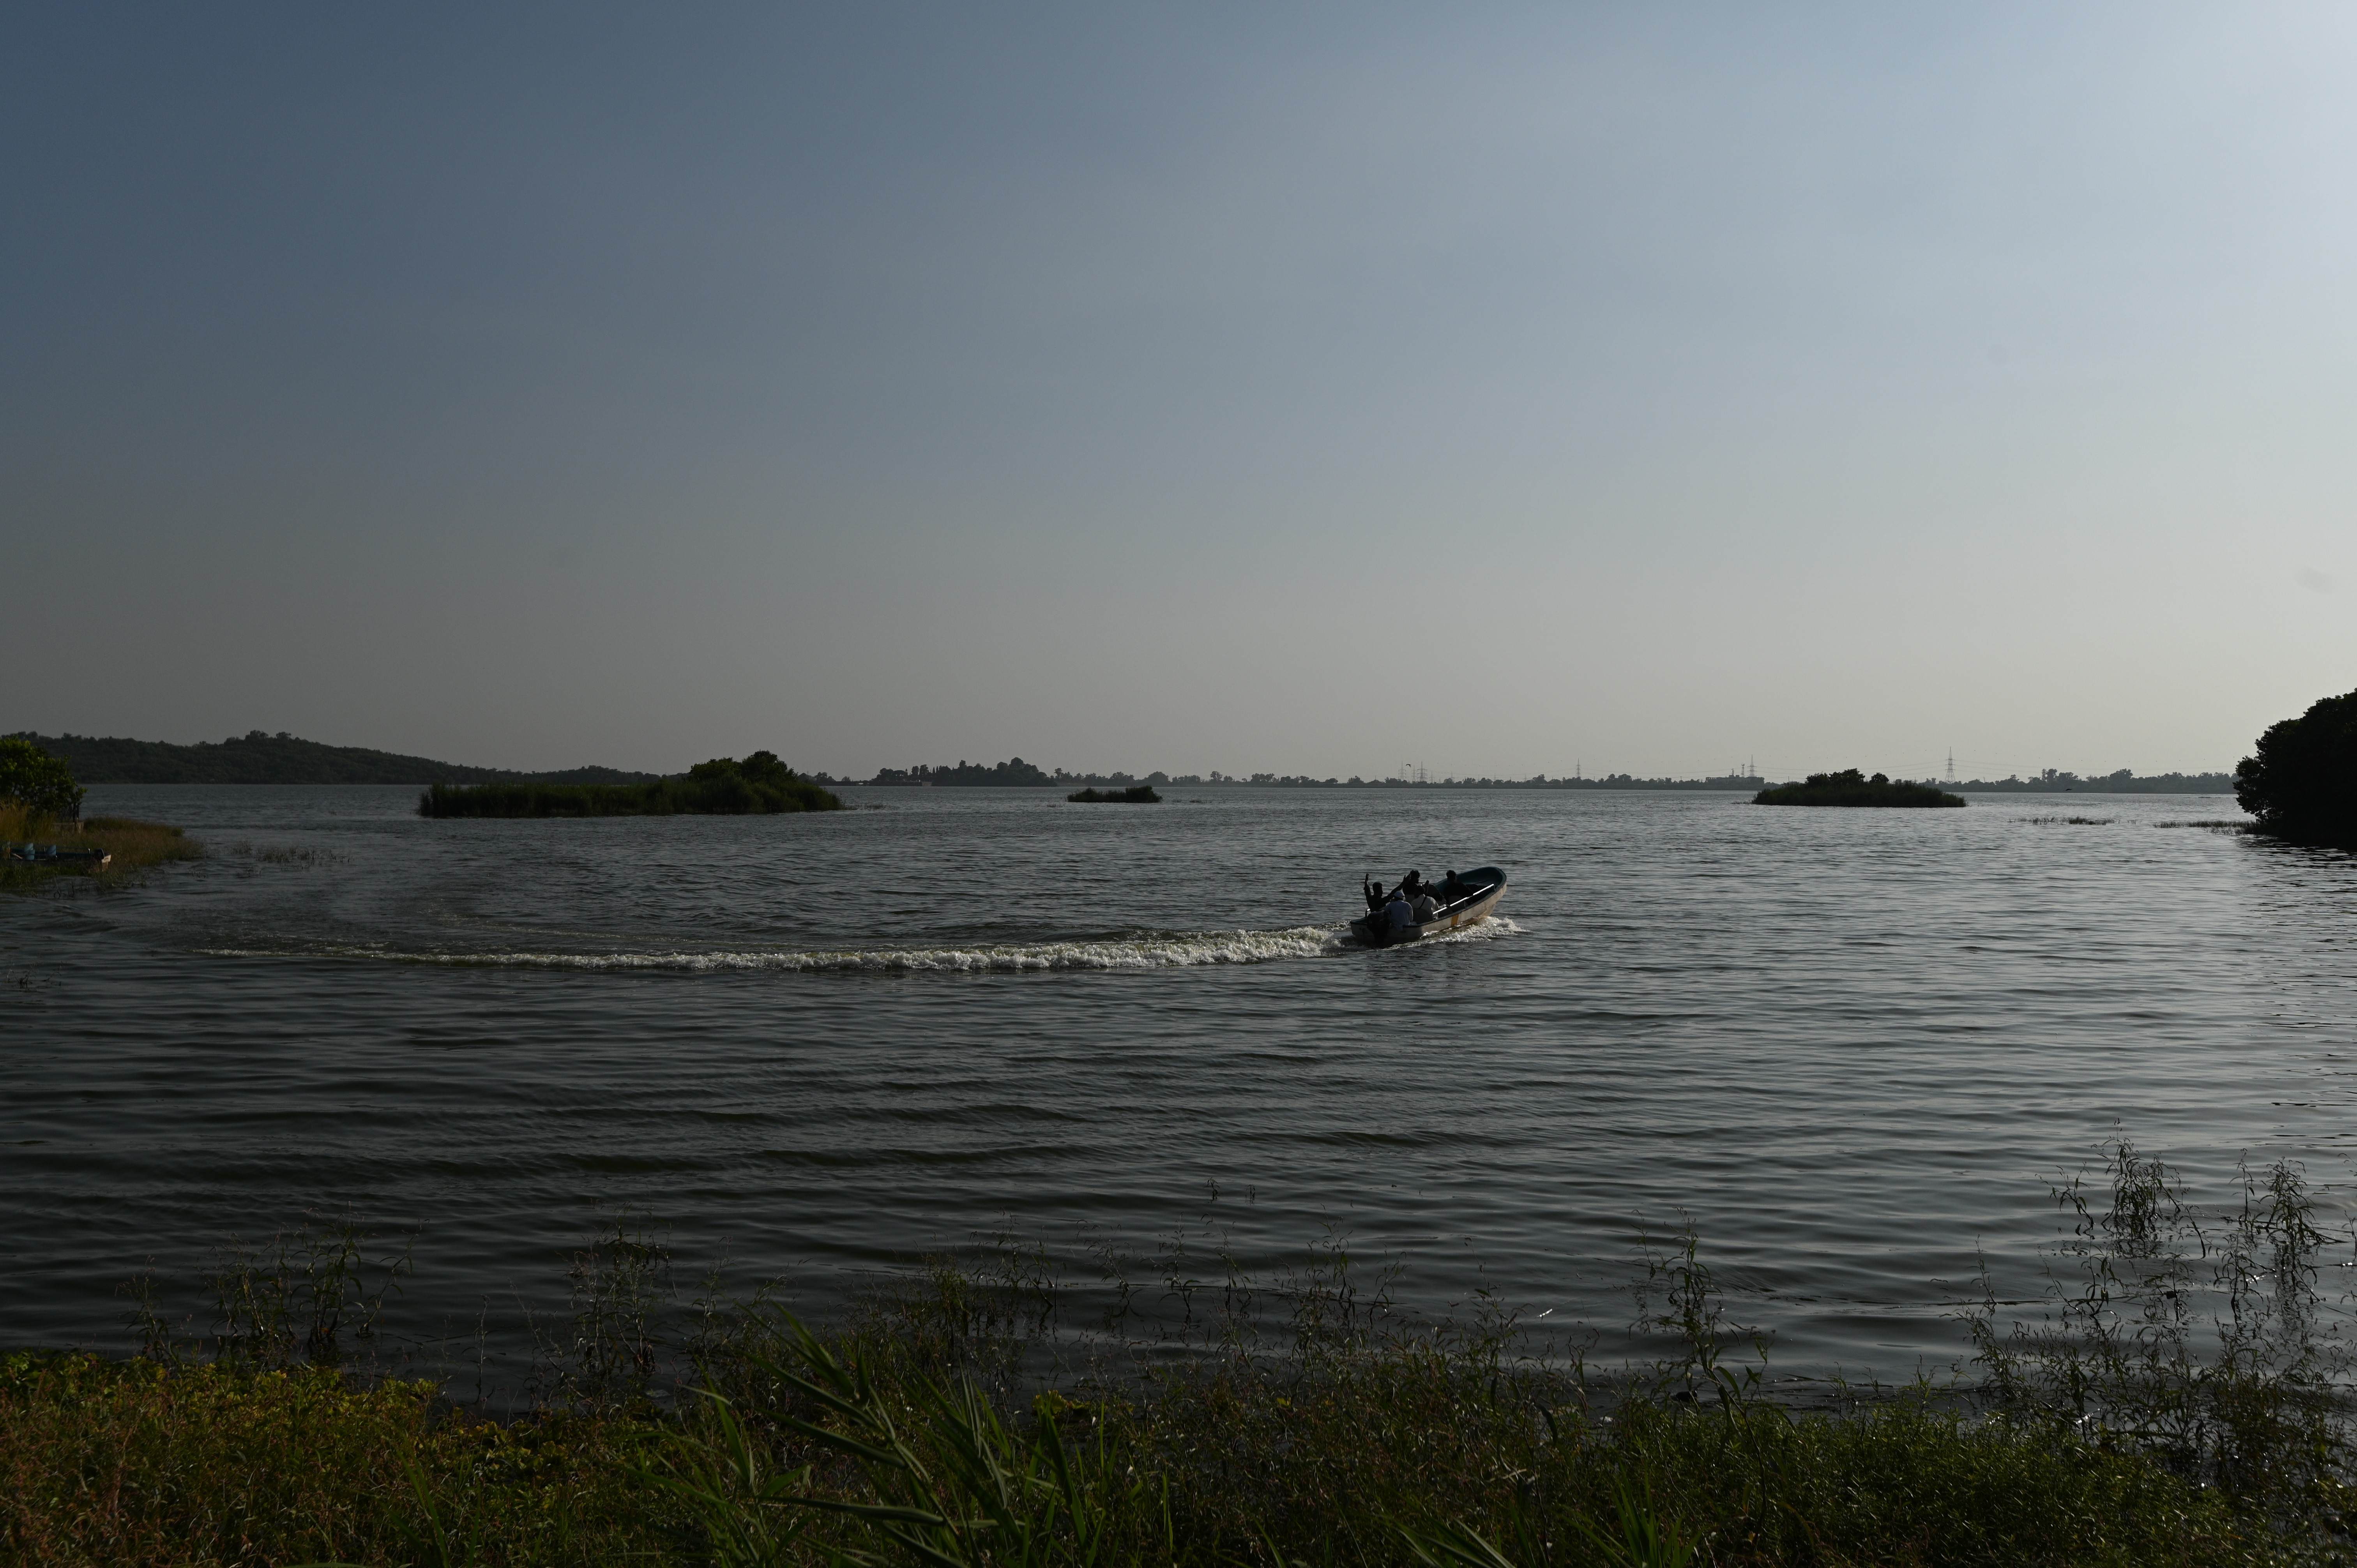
xmin=1754 ymin=769 xmax=1966 ymax=808
xmin=2236 ymin=689 xmax=2357 ymax=849
xmin=0 ymin=736 xmax=86 ymax=820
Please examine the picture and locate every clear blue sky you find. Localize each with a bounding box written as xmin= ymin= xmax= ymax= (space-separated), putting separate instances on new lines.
xmin=8 ymin=3 xmax=2353 ymax=779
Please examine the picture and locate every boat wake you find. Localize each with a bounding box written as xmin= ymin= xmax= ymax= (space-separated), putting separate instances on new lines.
xmin=205 ymin=919 xmax=1522 ymax=974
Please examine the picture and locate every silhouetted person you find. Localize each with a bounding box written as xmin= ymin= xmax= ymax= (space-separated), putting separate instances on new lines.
xmin=1401 ymin=870 xmax=1426 ymax=901
xmin=1363 ymin=875 xmax=1388 ymax=913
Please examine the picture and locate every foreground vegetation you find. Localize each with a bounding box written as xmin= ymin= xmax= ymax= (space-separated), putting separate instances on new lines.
xmin=422 ymin=753 xmax=841 ymax=818
xmin=7 ymin=1145 xmax=2352 ymax=1566
xmin=0 ymin=1343 xmax=2272 ymax=1568
xmin=1755 ymin=770 xmax=1967 ymax=808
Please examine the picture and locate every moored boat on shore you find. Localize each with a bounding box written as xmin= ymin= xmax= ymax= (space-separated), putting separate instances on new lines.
xmin=4 ymin=842 xmax=110 ymax=866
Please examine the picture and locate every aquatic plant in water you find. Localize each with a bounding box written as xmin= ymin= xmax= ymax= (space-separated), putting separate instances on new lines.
xmin=1961 ymin=1141 xmax=2352 ymax=1515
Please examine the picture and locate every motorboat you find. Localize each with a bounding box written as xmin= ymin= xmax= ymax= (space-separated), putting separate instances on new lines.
xmin=1350 ymin=866 xmax=1507 ymax=948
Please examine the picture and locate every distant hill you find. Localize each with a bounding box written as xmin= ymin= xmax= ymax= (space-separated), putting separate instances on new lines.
xmin=11 ymin=731 xmax=658 ymax=786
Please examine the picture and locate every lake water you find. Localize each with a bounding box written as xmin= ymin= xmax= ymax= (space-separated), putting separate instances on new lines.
xmin=3 ymin=783 xmax=2347 ymax=1390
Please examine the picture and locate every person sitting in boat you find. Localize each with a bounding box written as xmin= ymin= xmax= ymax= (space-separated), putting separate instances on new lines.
xmin=1363 ymin=875 xmax=1389 ymax=913
xmin=1400 ymin=870 xmax=1427 ymax=901
xmin=1410 ymin=888 xmax=1439 ymax=923
xmin=1439 ymin=869 xmax=1466 ymax=904
xmin=1384 ymin=886 xmax=1416 ymax=934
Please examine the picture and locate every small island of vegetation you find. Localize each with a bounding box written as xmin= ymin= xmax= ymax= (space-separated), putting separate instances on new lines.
xmin=1755 ymin=768 xmax=1967 ymax=808
xmin=2237 ymin=687 xmax=2357 ymax=850
xmin=421 ymin=752 xmax=841 ymax=818
xmin=1067 ymin=784 xmax=1161 ymax=803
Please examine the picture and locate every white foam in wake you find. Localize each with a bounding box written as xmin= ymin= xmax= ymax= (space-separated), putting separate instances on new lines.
xmin=205 ymin=918 xmax=1521 ymax=973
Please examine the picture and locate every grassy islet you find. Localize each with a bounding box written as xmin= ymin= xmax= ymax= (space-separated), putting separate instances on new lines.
xmin=1755 ymin=770 xmax=1967 ymax=808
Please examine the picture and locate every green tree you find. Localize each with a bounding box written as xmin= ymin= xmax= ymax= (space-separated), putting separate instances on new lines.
xmin=2236 ymin=688 xmax=2357 ymax=849
xmin=0 ymin=736 xmax=85 ymax=820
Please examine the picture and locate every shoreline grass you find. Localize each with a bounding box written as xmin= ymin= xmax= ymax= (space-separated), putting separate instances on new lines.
xmin=10 ymin=1146 xmax=2352 ymax=1565
xmin=0 ymin=804 xmax=203 ymax=891
xmin=1 ymin=1314 xmax=2291 ymax=1568
xmin=12 ymin=1339 xmax=2280 ymax=1568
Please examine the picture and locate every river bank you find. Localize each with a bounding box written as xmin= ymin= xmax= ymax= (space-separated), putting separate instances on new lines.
xmin=14 ymin=1134 xmax=2348 ymax=1565
xmin=0 ymin=804 xmax=201 ymax=890
xmin=5 ymin=1215 xmax=2334 ymax=1568
xmin=1 ymin=1344 xmax=2274 ymax=1566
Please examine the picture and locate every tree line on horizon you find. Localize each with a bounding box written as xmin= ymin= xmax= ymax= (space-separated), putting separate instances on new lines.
xmin=10 ymin=732 xmax=2238 ymax=793
xmin=830 ymin=759 xmax=2234 ymax=792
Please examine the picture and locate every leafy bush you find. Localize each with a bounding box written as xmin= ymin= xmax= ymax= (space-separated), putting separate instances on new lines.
xmin=2236 ymin=689 xmax=2357 ymax=849
xmin=0 ymin=736 xmax=84 ymax=821
xmin=1754 ymin=768 xmax=1965 ymax=808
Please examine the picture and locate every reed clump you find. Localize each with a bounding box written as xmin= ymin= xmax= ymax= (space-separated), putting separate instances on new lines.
xmin=1961 ymin=1142 xmax=2354 ymax=1519
xmin=422 ymin=752 xmax=840 ymax=818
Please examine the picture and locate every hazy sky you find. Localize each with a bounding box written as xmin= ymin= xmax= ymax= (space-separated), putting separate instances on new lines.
xmin=8 ymin=4 xmax=2355 ymax=779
